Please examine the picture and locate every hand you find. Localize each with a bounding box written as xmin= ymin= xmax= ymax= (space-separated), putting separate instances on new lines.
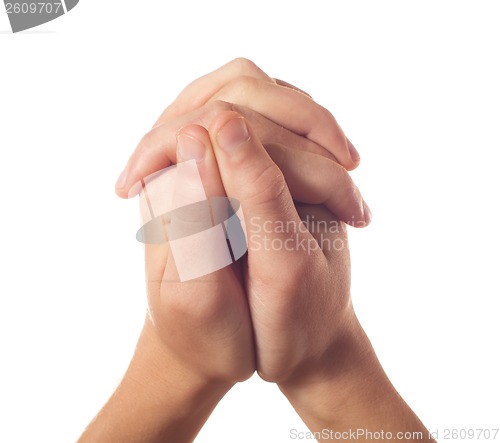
xmin=202 ymin=111 xmax=432 ymax=441
xmin=80 ymin=60 xmax=433 ymax=442
xmin=115 ymin=58 xmax=370 ymax=228
xmin=155 ymin=58 xmax=359 ymax=169
xmin=78 ymin=125 xmax=254 ymax=443
xmin=144 ymin=123 xmax=254 ymax=384
xmin=80 ymin=59 xmax=369 ymax=443
xmin=196 ymin=110 xmax=355 ymax=383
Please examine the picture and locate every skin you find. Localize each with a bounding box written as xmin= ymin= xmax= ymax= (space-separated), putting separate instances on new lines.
xmin=115 ymin=58 xmax=369 ymax=227
xmin=79 ymin=59 xmax=435 ymax=443
xmin=205 ymin=112 xmax=434 ymax=442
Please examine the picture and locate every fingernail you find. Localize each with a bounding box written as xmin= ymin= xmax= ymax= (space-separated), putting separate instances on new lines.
xmin=217 ymin=117 xmax=250 ymax=152
xmin=363 ymin=200 xmax=372 ymax=225
xmin=115 ymin=167 xmax=128 ymax=189
xmin=347 ymin=139 xmax=360 ymax=164
xmin=177 ymin=134 xmax=205 ymax=163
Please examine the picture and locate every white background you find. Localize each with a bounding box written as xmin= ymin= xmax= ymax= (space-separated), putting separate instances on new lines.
xmin=1 ymin=1 xmax=499 ymax=442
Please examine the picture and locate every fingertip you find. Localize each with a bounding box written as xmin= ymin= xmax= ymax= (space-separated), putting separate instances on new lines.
xmin=176 ymin=123 xmax=210 ymax=141
xmin=208 ymin=110 xmax=246 ymax=137
xmin=216 ymin=117 xmax=250 ymax=153
xmin=345 ymin=139 xmax=361 ymax=171
xmin=176 ymin=125 xmax=210 ymax=164
xmin=115 ymin=168 xmax=130 ymax=199
xmin=346 ymin=200 xmax=372 ymax=228
xmin=114 ymin=164 xmax=143 ymax=199
xmin=115 ymin=187 xmax=129 ymax=199
xmin=362 ymin=200 xmax=372 ymax=226
xmin=129 ymin=179 xmax=146 ymax=199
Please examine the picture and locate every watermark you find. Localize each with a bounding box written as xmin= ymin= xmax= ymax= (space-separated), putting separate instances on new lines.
xmin=289 ymin=428 xmax=500 ymax=441
xmin=248 ymin=215 xmax=347 ymax=254
xmin=3 ymin=1 xmax=79 ymax=33
xmin=290 ymin=429 xmax=424 ymax=441
xmin=134 ymin=163 xmax=361 ymax=279
xmin=134 ymin=161 xmax=247 ymax=282
xmin=134 ymin=166 xmax=354 ymax=281
xmin=430 ymin=428 xmax=500 ymax=440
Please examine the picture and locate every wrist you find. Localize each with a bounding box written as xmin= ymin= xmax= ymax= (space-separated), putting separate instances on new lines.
xmin=78 ymin=316 xmax=233 ymax=443
xmin=278 ymin=312 xmax=380 ymax=419
xmin=278 ymin=313 xmax=435 ymax=442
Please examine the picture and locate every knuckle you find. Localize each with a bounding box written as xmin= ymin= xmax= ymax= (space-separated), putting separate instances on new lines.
xmin=206 ymin=99 xmax=232 ymax=114
xmin=223 ymin=75 xmax=260 ymax=101
xmin=314 ymin=106 xmax=347 ymax=150
xmin=336 ymin=165 xmax=354 ymax=189
xmin=341 ymin=178 xmax=363 ymax=215
xmin=231 ymin=57 xmax=260 ymax=75
xmin=244 ymin=163 xmax=287 ymax=207
xmin=204 ymin=100 xmax=234 ymax=123
xmin=138 ymin=129 xmax=156 ymax=153
xmin=317 ymin=104 xmax=338 ymax=127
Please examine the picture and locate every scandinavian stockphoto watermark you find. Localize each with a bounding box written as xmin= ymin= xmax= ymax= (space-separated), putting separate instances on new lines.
xmin=248 ymin=216 xmax=347 ymax=255
xmin=3 ymin=0 xmax=78 ymax=32
xmin=134 ymin=161 xmax=348 ymax=281
xmin=134 ymin=161 xmax=248 ymax=282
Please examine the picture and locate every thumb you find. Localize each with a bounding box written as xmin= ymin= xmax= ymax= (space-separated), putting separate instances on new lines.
xmin=209 ymin=111 xmax=320 ymax=274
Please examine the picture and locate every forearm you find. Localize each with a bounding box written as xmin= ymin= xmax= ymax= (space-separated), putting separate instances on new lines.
xmin=78 ymin=317 xmax=233 ymax=443
xmin=279 ymin=314 xmax=435 ymax=442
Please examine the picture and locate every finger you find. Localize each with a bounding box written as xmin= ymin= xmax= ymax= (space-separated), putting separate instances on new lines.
xmin=167 ymin=125 xmax=227 ymax=243
xmin=116 ymin=101 xmax=336 ymax=198
xmin=234 ymin=105 xmax=337 ymax=162
xmin=154 ymin=58 xmax=273 ymax=127
xmin=162 ymin=126 xmax=224 ymax=282
xmin=208 ymin=111 xmax=322 ymax=278
xmin=143 ymin=125 xmax=225 ymax=280
xmin=155 ymin=125 xmax=240 ymax=286
xmin=265 ymin=144 xmax=371 ymax=228
xmin=274 ymin=78 xmax=312 ymax=98
xmin=211 ymin=77 xmax=360 ymax=171
xmin=154 ymin=62 xmax=360 ymax=170
xmin=141 ymin=126 xmax=252 ymax=370
xmin=176 ymin=124 xmax=226 ymax=199
xmin=116 ymin=101 xmax=233 ymax=199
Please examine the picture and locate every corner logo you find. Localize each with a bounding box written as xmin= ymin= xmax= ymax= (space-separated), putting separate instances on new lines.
xmin=3 ymin=1 xmax=79 ymax=33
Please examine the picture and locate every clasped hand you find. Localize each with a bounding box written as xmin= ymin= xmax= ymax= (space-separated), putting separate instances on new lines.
xmin=79 ymin=59 xmax=433 ymax=443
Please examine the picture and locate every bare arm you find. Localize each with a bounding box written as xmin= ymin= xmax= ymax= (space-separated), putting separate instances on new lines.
xmin=280 ymin=315 xmax=435 ymax=443
xmin=78 ymin=319 xmax=234 ymax=443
